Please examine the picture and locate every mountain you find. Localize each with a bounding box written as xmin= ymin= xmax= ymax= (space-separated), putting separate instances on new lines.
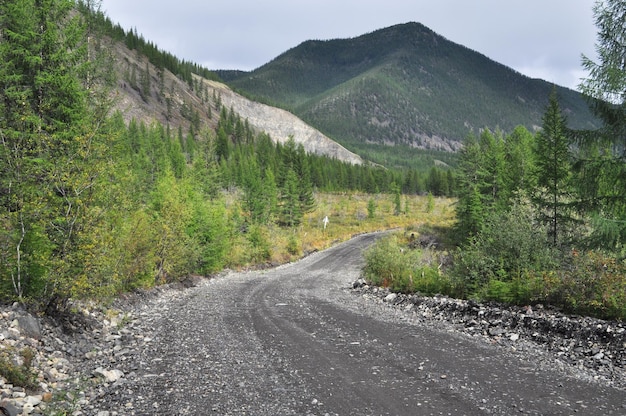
xmin=100 ymin=22 xmax=363 ymax=165
xmin=218 ymin=22 xmax=599 ymax=153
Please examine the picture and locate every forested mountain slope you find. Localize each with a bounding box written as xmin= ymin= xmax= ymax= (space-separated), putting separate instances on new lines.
xmin=219 ymin=22 xmax=599 ymax=152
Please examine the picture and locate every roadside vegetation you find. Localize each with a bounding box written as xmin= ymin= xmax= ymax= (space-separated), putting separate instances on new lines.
xmin=364 ymin=0 xmax=626 ymax=321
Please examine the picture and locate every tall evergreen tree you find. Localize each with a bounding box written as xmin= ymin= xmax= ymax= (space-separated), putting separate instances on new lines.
xmin=504 ymin=125 xmax=536 ymax=199
xmin=575 ymin=0 xmax=626 ymax=252
xmin=0 ymin=0 xmax=98 ymax=299
xmin=279 ymin=169 xmax=302 ymax=227
xmin=533 ymin=88 xmax=573 ymax=246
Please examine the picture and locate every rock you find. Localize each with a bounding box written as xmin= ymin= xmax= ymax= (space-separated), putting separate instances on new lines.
xmin=16 ymin=313 xmax=42 ymax=340
xmin=488 ymin=327 xmax=505 ymax=337
xmin=352 ymin=278 xmax=367 ymax=289
xmin=384 ymin=293 xmax=398 ymax=303
xmin=0 ymin=402 xmax=18 ymax=416
xmin=24 ymin=396 xmax=42 ymax=407
xmin=94 ymin=367 xmax=124 ymax=383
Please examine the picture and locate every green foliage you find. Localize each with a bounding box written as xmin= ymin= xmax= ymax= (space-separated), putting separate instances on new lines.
xmin=364 ymin=235 xmax=451 ymax=295
xmin=580 ymin=0 xmax=626 ymax=105
xmin=451 ymin=203 xmax=559 ymax=297
xmin=392 ymin=184 xmax=402 ymax=215
xmin=532 ymin=88 xmax=574 ymax=246
xmin=367 ymin=198 xmax=377 ymax=219
xmin=555 ymin=251 xmax=626 ymax=320
xmin=286 ymin=232 xmax=301 ymax=256
xmin=0 ymin=0 xmax=105 ymax=302
xmin=425 ymin=192 xmax=435 ymax=214
xmin=223 ymin=23 xmax=598 ymax=166
xmin=247 ymin=225 xmax=272 ymax=263
xmin=279 ymin=169 xmax=303 ymax=227
xmin=0 ymin=347 xmax=38 ymax=390
xmin=77 ymin=1 xmax=219 ymax=86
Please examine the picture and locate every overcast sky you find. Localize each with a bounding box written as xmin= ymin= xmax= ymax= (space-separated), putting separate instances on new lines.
xmin=101 ymin=0 xmax=598 ymax=91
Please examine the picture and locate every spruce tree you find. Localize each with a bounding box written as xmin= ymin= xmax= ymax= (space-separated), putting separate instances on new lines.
xmin=575 ymin=0 xmax=626 ymax=252
xmin=279 ymin=169 xmax=302 ymax=227
xmin=0 ymin=0 xmax=98 ymax=299
xmin=533 ymin=88 xmax=573 ymax=246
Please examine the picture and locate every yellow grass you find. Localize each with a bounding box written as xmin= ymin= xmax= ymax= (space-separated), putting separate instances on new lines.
xmin=227 ymin=192 xmax=456 ymax=268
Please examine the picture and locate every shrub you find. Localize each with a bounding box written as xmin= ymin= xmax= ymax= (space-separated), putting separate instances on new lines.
xmin=364 ymin=234 xmax=452 ymax=295
xmin=364 ymin=235 xmax=413 ymax=289
xmin=557 ymin=251 xmax=626 ymax=320
xmin=367 ymin=198 xmax=376 ymax=219
xmin=0 ymin=347 xmax=38 ymax=390
xmin=247 ymin=225 xmax=272 ymax=262
xmin=451 ymin=203 xmax=559 ymax=298
xmin=286 ymin=232 xmax=301 ymax=256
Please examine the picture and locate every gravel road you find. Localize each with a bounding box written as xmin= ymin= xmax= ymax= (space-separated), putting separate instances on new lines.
xmin=90 ymin=232 xmax=625 ymax=415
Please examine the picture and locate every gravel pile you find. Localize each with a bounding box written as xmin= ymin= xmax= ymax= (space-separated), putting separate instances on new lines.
xmin=352 ymin=278 xmax=626 ymax=390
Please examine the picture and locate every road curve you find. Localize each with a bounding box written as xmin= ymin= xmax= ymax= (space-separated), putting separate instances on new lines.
xmin=110 ymin=233 xmax=625 ymax=415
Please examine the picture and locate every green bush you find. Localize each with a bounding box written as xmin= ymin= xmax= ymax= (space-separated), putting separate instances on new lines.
xmin=247 ymin=225 xmax=272 ymax=262
xmin=364 ymin=235 xmax=414 ymax=289
xmin=0 ymin=347 xmax=38 ymax=390
xmin=451 ymin=203 xmax=559 ymax=299
xmin=364 ymin=234 xmax=452 ymax=295
xmin=556 ymin=251 xmax=626 ymax=320
xmin=286 ymin=233 xmax=301 ymax=256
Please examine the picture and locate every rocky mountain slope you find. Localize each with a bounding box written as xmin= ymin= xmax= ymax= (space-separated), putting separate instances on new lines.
xmin=105 ymin=38 xmax=363 ymax=164
xmin=202 ymin=78 xmax=363 ymax=164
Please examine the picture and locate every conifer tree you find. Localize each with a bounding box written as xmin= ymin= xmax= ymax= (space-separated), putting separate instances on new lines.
xmin=504 ymin=125 xmax=536 ymax=199
xmin=279 ymin=169 xmax=302 ymax=227
xmin=575 ymin=0 xmax=626 ymax=252
xmin=533 ymin=88 xmax=573 ymax=246
xmin=0 ymin=0 xmax=101 ymax=299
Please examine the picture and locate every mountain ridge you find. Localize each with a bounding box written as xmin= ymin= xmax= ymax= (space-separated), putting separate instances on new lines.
xmin=219 ymin=22 xmax=599 ymax=153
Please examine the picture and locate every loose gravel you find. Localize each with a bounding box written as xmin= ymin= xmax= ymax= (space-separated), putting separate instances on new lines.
xmin=1 ymin=267 xmax=624 ymax=415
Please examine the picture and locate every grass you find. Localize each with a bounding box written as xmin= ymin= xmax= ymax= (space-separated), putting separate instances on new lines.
xmin=0 ymin=346 xmax=39 ymax=390
xmin=225 ymin=192 xmax=456 ymax=269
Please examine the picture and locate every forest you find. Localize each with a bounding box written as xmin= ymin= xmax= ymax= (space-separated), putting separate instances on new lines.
xmin=0 ymin=0 xmax=624 ymax=322
xmin=0 ymin=0 xmax=453 ymax=309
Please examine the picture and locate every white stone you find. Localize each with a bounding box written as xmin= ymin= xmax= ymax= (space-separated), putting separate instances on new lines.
xmin=25 ymin=395 xmax=42 ymax=406
xmin=95 ymin=367 xmax=124 ymax=383
xmin=384 ymin=293 xmax=397 ymax=303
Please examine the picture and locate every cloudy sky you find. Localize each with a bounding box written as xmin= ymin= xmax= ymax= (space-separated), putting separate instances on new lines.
xmin=101 ymin=0 xmax=598 ymax=90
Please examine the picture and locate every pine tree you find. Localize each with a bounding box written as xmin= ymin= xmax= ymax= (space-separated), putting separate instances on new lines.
xmin=533 ymin=88 xmax=573 ymax=246
xmin=279 ymin=169 xmax=302 ymax=227
xmin=504 ymin=125 xmax=536 ymax=199
xmin=0 ymin=0 xmax=101 ymax=299
xmin=575 ymin=0 xmax=626 ymax=252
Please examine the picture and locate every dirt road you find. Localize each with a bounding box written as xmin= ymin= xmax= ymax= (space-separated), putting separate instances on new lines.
xmin=98 ymin=233 xmax=625 ymax=415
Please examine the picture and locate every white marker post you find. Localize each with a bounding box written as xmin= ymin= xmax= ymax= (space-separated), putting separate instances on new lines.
xmin=323 ymin=215 xmax=329 ymax=231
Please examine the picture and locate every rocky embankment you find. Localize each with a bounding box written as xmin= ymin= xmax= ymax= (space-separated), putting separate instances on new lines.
xmin=1 ymin=276 xmax=624 ymax=415
xmin=353 ymin=278 xmax=626 ymax=390
xmin=0 ymin=282 xmax=189 ymax=416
